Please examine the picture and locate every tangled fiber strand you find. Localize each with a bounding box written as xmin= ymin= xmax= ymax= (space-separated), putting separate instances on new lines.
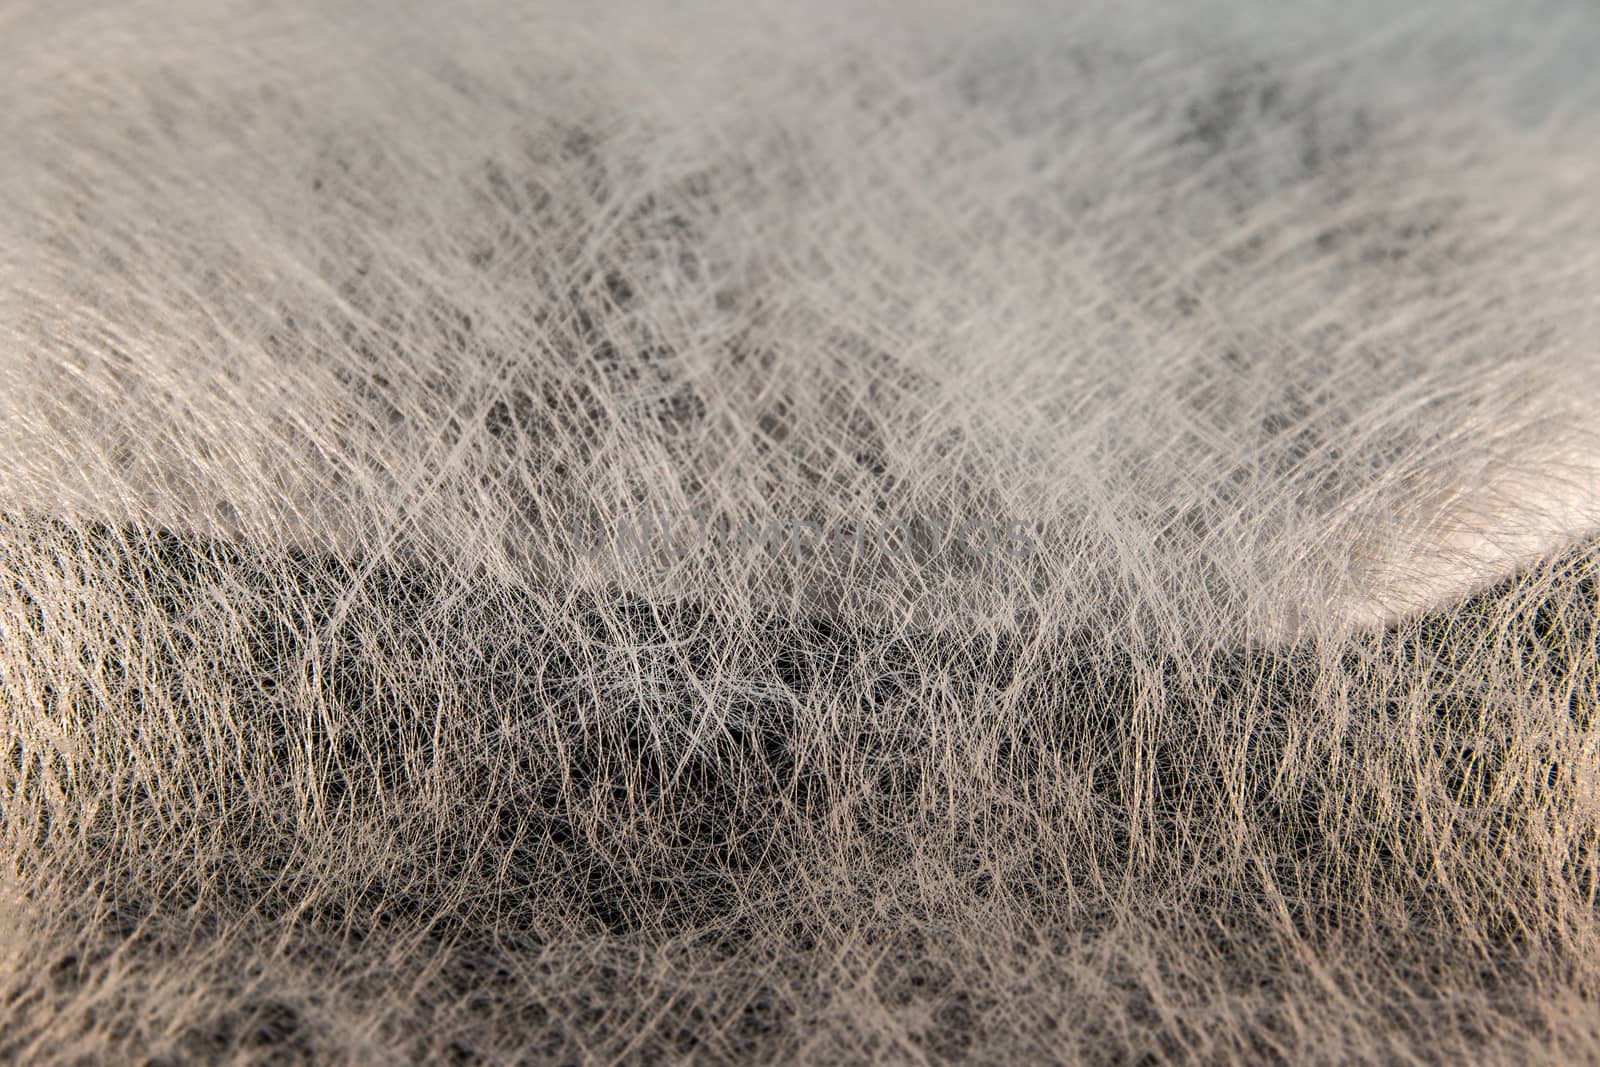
xmin=2 ymin=1 xmax=1599 ymax=1063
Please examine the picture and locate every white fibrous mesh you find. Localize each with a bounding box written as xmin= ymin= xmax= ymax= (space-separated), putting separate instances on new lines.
xmin=1 ymin=1 xmax=1598 ymax=1062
